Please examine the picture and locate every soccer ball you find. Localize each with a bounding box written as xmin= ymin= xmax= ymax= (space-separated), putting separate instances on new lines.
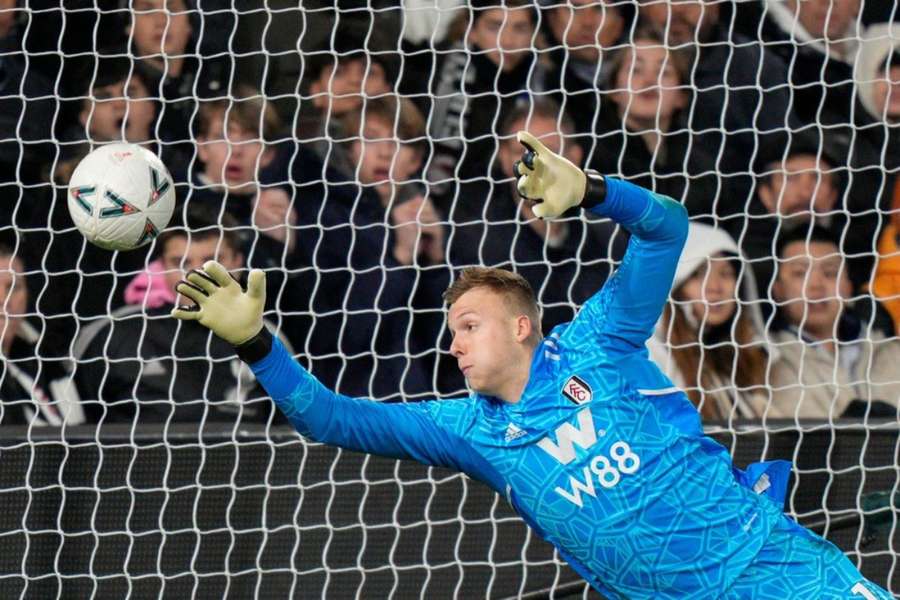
xmin=67 ymin=143 xmax=175 ymax=251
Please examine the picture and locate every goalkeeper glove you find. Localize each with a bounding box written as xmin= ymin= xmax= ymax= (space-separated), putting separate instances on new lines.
xmin=514 ymin=131 xmax=606 ymax=219
xmin=170 ymin=261 xmax=266 ymax=347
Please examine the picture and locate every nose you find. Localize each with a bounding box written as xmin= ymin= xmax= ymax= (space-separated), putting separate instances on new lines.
xmin=805 ymin=269 xmax=829 ymax=297
xmin=450 ymin=335 xmax=464 ymax=358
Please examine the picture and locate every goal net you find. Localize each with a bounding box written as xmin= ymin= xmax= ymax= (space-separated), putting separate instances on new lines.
xmin=0 ymin=0 xmax=898 ymax=597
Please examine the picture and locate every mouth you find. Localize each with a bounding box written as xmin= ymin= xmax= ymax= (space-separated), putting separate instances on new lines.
xmin=460 ymin=366 xmax=472 ymax=377
xmin=225 ymin=164 xmax=245 ymax=179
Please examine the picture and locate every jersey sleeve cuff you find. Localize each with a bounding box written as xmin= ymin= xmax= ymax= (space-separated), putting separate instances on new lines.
xmin=580 ymin=170 xmax=607 ymax=210
xmin=234 ymin=327 xmax=274 ymax=365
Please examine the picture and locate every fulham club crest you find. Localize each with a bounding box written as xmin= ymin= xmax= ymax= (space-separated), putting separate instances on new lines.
xmin=562 ymin=375 xmax=592 ymax=405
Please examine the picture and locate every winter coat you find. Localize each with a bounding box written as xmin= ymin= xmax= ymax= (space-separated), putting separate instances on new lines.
xmin=73 ymin=305 xmax=291 ymax=425
xmin=0 ymin=320 xmax=84 ymax=426
xmin=767 ymin=321 xmax=900 ymax=419
xmin=427 ymin=44 xmax=545 ymax=187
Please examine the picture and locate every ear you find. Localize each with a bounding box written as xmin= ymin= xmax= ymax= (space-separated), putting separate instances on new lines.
xmin=772 ymin=276 xmax=784 ymax=302
xmin=406 ymin=147 xmax=423 ymax=174
xmin=309 ymin=69 xmax=329 ymax=110
xmin=195 ymin=136 xmax=209 ymax=164
xmin=514 ymin=314 xmax=533 ymax=344
xmin=838 ymin=267 xmax=853 ymax=300
xmin=758 ymin=179 xmax=776 ymax=214
xmin=673 ymin=89 xmax=689 ymax=112
xmin=259 ymin=146 xmax=275 ymax=169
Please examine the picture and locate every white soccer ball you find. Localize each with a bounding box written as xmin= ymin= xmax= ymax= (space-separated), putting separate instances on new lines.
xmin=67 ymin=143 xmax=175 ymax=251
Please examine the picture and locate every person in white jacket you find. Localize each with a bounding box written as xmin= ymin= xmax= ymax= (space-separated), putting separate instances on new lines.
xmin=648 ymin=222 xmax=773 ymax=422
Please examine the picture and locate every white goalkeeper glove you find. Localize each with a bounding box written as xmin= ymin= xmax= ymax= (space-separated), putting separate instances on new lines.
xmin=170 ymin=261 xmax=266 ymax=347
xmin=514 ymin=130 xmax=589 ymax=219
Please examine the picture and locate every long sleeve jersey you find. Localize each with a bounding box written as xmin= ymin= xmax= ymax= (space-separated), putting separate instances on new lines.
xmin=248 ymin=178 xmax=791 ymax=599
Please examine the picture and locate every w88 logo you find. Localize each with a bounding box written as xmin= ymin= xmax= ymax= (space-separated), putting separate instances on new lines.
xmin=552 ymin=441 xmax=641 ymax=508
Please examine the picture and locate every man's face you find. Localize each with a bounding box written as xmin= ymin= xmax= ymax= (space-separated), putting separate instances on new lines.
xmin=348 ymin=115 xmax=405 ymax=198
xmin=639 ymin=0 xmax=718 ymax=46
xmin=787 ymin=0 xmax=860 ymax=40
xmin=131 ymin=0 xmax=192 ymax=58
xmin=162 ymin=234 xmax=242 ymax=294
xmin=0 ymin=255 xmax=27 ymax=347
xmin=758 ymin=155 xmax=838 ymax=225
xmin=873 ymin=64 xmax=900 ymax=122
xmin=197 ymin=111 xmax=273 ymax=192
xmin=775 ymin=240 xmax=852 ymax=337
xmin=547 ymin=0 xmax=623 ymax=63
xmin=448 ymin=287 xmax=526 ymax=397
xmin=498 ymin=116 xmax=583 ymax=180
xmin=468 ymin=7 xmax=535 ymax=73
xmin=678 ymin=254 xmax=737 ymax=328
xmin=310 ymin=58 xmax=390 ymax=116
xmin=612 ymin=41 xmax=686 ymax=124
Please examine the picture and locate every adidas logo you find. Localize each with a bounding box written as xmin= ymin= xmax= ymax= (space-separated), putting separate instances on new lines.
xmin=505 ymin=422 xmax=526 ymax=442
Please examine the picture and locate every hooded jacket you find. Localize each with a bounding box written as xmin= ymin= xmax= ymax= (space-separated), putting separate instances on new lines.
xmin=648 ymin=222 xmax=771 ymax=420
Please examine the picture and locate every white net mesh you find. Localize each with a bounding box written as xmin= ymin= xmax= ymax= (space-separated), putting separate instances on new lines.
xmin=1 ymin=0 xmax=899 ymax=597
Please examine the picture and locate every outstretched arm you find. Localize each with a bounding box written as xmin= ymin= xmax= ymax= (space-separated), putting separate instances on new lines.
xmin=514 ymin=132 xmax=688 ymax=352
xmin=170 ymin=261 xmax=506 ymax=493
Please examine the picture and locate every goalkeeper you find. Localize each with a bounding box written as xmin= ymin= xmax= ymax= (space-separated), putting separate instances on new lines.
xmin=172 ymin=132 xmax=890 ymax=599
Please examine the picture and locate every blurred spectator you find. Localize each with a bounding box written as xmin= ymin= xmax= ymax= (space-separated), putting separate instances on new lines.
xmin=768 ymin=226 xmax=900 ymax=419
xmin=0 ymin=0 xmax=55 ymax=188
xmin=734 ymin=0 xmax=863 ymax=127
xmin=287 ymin=95 xmax=449 ymax=400
xmin=538 ymin=0 xmax=631 ymax=144
xmin=298 ymin=19 xmax=395 ymax=141
xmin=183 ymin=88 xmax=296 ymax=268
xmin=398 ymin=0 xmax=466 ymax=103
xmin=736 ymin=133 xmax=844 ymax=298
xmin=849 ymin=26 xmax=900 ymax=324
xmin=648 ymin=223 xmax=770 ymax=422
xmin=428 ymin=0 xmax=544 ymax=192
xmin=446 ymin=98 xmax=625 ymax=336
xmin=73 ymin=209 xmax=289 ymax=425
xmin=261 ymin=18 xmax=397 ymax=195
xmin=58 ymin=53 xmax=158 ymax=160
xmin=589 ymin=25 xmax=719 ymax=219
xmin=0 ymin=245 xmax=84 ymax=425
xmin=128 ymin=0 xmax=230 ymax=171
xmin=637 ymin=0 xmax=797 ymax=212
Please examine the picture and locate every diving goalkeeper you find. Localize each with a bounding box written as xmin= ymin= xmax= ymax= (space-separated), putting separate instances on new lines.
xmin=172 ymin=132 xmax=890 ymax=599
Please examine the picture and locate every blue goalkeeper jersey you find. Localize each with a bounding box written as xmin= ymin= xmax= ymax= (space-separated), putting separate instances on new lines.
xmin=249 ymin=178 xmax=792 ymax=599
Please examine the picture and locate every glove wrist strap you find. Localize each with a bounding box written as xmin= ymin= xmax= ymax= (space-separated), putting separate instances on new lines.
xmin=580 ymin=170 xmax=606 ymax=210
xmin=234 ymin=326 xmax=273 ymax=365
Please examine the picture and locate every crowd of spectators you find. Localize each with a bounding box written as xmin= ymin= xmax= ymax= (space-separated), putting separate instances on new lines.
xmin=0 ymin=0 xmax=899 ymax=427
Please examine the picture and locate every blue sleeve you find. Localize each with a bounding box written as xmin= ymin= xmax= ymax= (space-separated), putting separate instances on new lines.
xmin=248 ymin=337 xmax=507 ymax=493
xmin=577 ymin=178 xmax=689 ymax=353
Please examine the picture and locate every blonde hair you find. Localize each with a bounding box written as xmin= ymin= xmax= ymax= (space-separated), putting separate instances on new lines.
xmin=196 ymin=85 xmax=281 ymax=142
xmin=444 ymin=267 xmax=542 ymax=346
